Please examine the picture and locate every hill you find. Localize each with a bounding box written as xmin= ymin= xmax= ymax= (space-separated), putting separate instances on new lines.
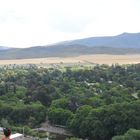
xmin=0 ymin=46 xmax=9 ymax=50
xmin=0 ymin=32 xmax=140 ymax=59
xmin=62 ymin=32 xmax=140 ymax=48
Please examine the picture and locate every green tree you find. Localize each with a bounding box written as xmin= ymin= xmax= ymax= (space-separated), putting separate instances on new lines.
xmin=112 ymin=129 xmax=140 ymax=140
xmin=69 ymin=105 xmax=92 ymax=136
xmin=65 ymin=137 xmax=82 ymax=140
xmin=48 ymin=108 xmax=73 ymax=125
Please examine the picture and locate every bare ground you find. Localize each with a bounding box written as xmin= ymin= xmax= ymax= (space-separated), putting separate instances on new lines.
xmin=0 ymin=54 xmax=140 ymax=65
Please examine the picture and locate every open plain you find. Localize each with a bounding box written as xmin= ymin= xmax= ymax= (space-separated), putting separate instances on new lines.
xmin=0 ymin=54 xmax=140 ymax=66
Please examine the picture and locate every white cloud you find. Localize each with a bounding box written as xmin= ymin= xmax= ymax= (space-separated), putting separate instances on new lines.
xmin=0 ymin=0 xmax=140 ymax=47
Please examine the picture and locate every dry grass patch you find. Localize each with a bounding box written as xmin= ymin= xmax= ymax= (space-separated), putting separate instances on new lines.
xmin=0 ymin=54 xmax=140 ymax=65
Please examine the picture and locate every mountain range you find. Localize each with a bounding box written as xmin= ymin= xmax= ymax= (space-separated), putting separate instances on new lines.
xmin=0 ymin=46 xmax=9 ymax=50
xmin=0 ymin=32 xmax=140 ymax=59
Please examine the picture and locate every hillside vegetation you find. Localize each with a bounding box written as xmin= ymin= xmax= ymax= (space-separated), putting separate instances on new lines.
xmin=0 ymin=64 xmax=140 ymax=139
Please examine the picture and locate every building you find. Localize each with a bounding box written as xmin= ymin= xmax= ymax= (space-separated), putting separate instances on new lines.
xmin=10 ymin=133 xmax=24 ymax=140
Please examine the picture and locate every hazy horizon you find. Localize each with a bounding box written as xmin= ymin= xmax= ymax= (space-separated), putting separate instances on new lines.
xmin=0 ymin=0 xmax=140 ymax=48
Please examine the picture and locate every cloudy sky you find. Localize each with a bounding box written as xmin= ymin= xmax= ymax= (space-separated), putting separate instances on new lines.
xmin=0 ymin=0 xmax=140 ymax=48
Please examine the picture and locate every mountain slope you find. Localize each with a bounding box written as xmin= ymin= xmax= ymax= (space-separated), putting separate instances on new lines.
xmin=0 ymin=32 xmax=140 ymax=59
xmin=0 ymin=46 xmax=10 ymax=50
xmin=60 ymin=32 xmax=140 ymax=48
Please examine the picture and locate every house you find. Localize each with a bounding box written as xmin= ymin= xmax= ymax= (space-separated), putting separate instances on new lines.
xmin=10 ymin=133 xmax=24 ymax=140
xmin=0 ymin=127 xmax=3 ymax=132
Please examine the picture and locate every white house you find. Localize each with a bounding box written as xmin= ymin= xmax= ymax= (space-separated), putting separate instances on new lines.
xmin=10 ymin=133 xmax=24 ymax=140
xmin=0 ymin=127 xmax=3 ymax=132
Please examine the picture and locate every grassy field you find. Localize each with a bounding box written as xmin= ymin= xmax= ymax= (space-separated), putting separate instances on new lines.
xmin=0 ymin=54 xmax=140 ymax=66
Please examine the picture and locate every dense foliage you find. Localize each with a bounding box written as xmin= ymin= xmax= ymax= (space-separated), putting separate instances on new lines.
xmin=112 ymin=129 xmax=140 ymax=140
xmin=0 ymin=64 xmax=140 ymax=139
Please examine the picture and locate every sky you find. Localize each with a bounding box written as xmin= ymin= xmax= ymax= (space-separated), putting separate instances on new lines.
xmin=0 ymin=0 xmax=140 ymax=48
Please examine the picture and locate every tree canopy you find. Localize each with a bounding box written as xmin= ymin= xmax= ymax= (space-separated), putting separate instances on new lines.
xmin=0 ymin=64 xmax=140 ymax=139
